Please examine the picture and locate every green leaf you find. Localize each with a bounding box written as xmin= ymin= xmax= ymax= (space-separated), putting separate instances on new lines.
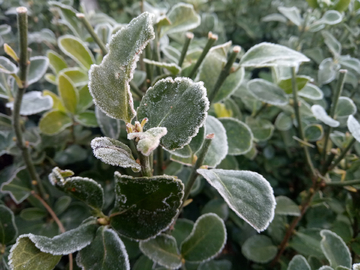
xmin=203 ymin=115 xmax=228 ymax=167
xmin=241 ymin=235 xmax=277 ymax=263
xmin=201 ymin=198 xmax=229 ymax=220
xmin=322 ymin=31 xmax=341 ymax=57
xmin=298 ymin=83 xmax=324 ymax=100
xmin=53 ymin=196 xmax=71 ymax=215
xmin=0 ymin=205 xmax=17 ymax=245
xmin=278 ymin=76 xmax=311 ymax=94
xmin=47 ymin=50 xmax=67 ymax=74
xmin=275 ymin=196 xmax=300 ymax=216
xmin=43 ymin=90 xmax=66 ymax=112
xmin=319 ymin=266 xmax=334 ymax=270
xmin=20 ymin=208 xmax=47 ymax=221
xmin=180 ymin=213 xmax=226 ymax=263
xmin=140 ymin=234 xmax=182 ymax=269
xmin=26 ymin=218 xmax=98 ymax=255
xmin=54 ymin=145 xmax=87 ymax=166
xmin=290 ymin=229 xmax=325 ymax=258
xmin=311 ymin=105 xmax=340 ymax=127
xmin=275 ymin=112 xmax=292 ymax=131
xmin=75 ymin=111 xmax=98 ymax=127
xmin=320 ymin=230 xmax=351 ymax=269
xmin=319 ymin=10 xmax=343 ymax=24
xmin=353 ymin=264 xmax=360 ymax=270
xmin=39 ymin=110 xmax=72 ymax=135
xmin=305 ymin=124 xmax=324 ymax=142
xmin=91 ymin=137 xmax=141 ymax=172
xmin=110 ymin=173 xmax=184 ymax=240
xmin=240 ymin=42 xmax=310 ymax=67
xmin=198 ymin=260 xmax=232 ymax=270
xmin=348 ymin=116 xmax=360 ymax=142
xmin=143 ymin=59 xmax=181 ymax=75
xmin=9 ymin=235 xmax=61 ymax=270
xmin=128 ymin=127 xmax=167 ymax=156
xmin=197 ymin=169 xmax=275 ymax=232
xmin=318 ymin=58 xmax=339 ymax=85
xmin=95 ymin=106 xmax=121 ymax=139
xmin=59 ymin=35 xmax=94 ymax=70
xmin=137 ymin=77 xmax=209 ymax=150
xmin=77 ymin=85 xmax=93 ymax=113
xmin=246 ymin=117 xmax=274 ymax=141
xmin=248 ymin=79 xmax=288 ymax=106
xmin=0 ymin=167 xmax=32 ymax=204
xmin=287 ymin=255 xmax=311 ymax=270
xmin=335 ymin=97 xmax=357 ymax=118
xmin=172 ymin=219 xmax=194 ymax=249
xmin=89 ymin=12 xmax=154 ymax=123
xmin=0 ymin=56 xmax=18 ymax=74
xmin=62 ymin=67 xmax=88 ymax=87
xmin=77 ymin=226 xmax=130 ymax=270
xmin=58 ymin=73 xmax=78 ymax=114
xmin=28 ymin=56 xmax=49 ymax=85
xmin=278 ymin=6 xmax=302 ymax=26
xmin=219 ymin=118 xmax=253 ymax=155
xmin=54 ymin=176 xmax=104 ymax=212
xmin=6 ymin=91 xmax=53 ymax=116
xmin=339 ymin=55 xmax=360 ymax=74
xmin=161 ymin=3 xmax=201 ymax=36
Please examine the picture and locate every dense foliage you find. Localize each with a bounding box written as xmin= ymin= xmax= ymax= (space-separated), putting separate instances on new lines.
xmin=1 ymin=0 xmax=360 ymax=270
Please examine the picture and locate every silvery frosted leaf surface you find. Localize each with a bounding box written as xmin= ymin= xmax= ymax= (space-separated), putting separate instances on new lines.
xmin=110 ymin=172 xmax=184 ymax=240
xmin=77 ymin=226 xmax=130 ymax=270
xmin=139 ymin=234 xmax=182 ymax=269
xmin=197 ymin=169 xmax=276 ymax=232
xmin=61 ymin=67 xmax=88 ymax=87
xmin=287 ymin=255 xmax=311 ymax=270
xmin=275 ymin=112 xmax=292 ymax=131
xmin=247 ymin=79 xmax=288 ymax=106
xmin=143 ymin=59 xmax=181 ymax=75
xmin=89 ymin=12 xmax=155 ymax=123
xmin=75 ymin=111 xmax=98 ymax=127
xmin=0 ymin=56 xmax=18 ymax=74
xmin=203 ymin=116 xmax=228 ymax=167
xmin=320 ymin=230 xmax=351 ymax=269
xmin=241 ymin=235 xmax=277 ymax=263
xmin=25 ymin=218 xmax=98 ymax=255
xmin=322 ymin=31 xmax=341 ymax=57
xmin=335 ymin=97 xmax=356 ymax=118
xmin=180 ymin=213 xmax=226 ymax=263
xmin=311 ymin=105 xmax=340 ymax=127
xmin=6 ymin=91 xmax=53 ymax=115
xmin=0 ymin=205 xmax=17 ymax=245
xmin=275 ymin=196 xmax=300 ymax=216
xmin=172 ymin=219 xmax=194 ymax=248
xmin=298 ymin=84 xmax=324 ymax=100
xmin=348 ymin=116 xmax=360 ymax=142
xmin=95 ymin=106 xmax=121 ymax=139
xmin=91 ymin=137 xmax=141 ymax=172
xmin=353 ymin=264 xmax=360 ymax=270
xmin=198 ymin=260 xmax=232 ymax=270
xmin=240 ymin=42 xmax=310 ymax=67
xmin=319 ymin=267 xmax=334 ymax=270
xmin=278 ymin=6 xmax=302 ymax=26
xmin=246 ymin=117 xmax=274 ymax=141
xmin=318 ymin=58 xmax=339 ymax=85
xmin=9 ymin=235 xmax=61 ymax=270
xmin=128 ymin=127 xmax=167 ymax=156
xmin=304 ymin=124 xmax=323 ymax=142
xmin=339 ymin=55 xmax=360 ymax=74
xmin=27 ymin=56 xmax=49 ymax=86
xmin=137 ymin=77 xmax=209 ymax=150
xmin=1 ymin=167 xmax=32 ymax=204
xmin=161 ymin=3 xmax=201 ymax=36
xmin=318 ymin=10 xmax=343 ymax=25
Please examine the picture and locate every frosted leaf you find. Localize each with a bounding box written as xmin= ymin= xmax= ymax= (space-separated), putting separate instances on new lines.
xmin=219 ymin=118 xmax=253 ymax=156
xmin=278 ymin=75 xmax=311 ymax=94
xmin=240 ymin=42 xmax=310 ymax=67
xmin=143 ymin=59 xmax=181 ymax=75
xmin=204 ymin=115 xmax=228 ymax=167
xmin=0 ymin=24 xmax=11 ymax=35
xmin=353 ymin=263 xmax=360 ymax=270
xmin=339 ymin=55 xmax=360 ymax=74
xmin=6 ymin=91 xmax=53 ymax=115
xmin=39 ymin=110 xmax=72 ymax=135
xmin=1 ymin=167 xmax=32 ymax=204
xmin=48 ymin=167 xmax=74 ymax=185
xmin=241 ymin=235 xmax=277 ymax=263
xmin=278 ymin=6 xmax=303 ymax=26
xmin=0 ymin=56 xmax=18 ymax=74
xmin=298 ymin=83 xmax=324 ymax=100
xmin=172 ymin=219 xmax=194 ymax=249
xmin=28 ymin=56 xmax=49 ymax=86
xmin=91 ymin=137 xmax=141 ymax=172
xmin=77 ymin=85 xmax=93 ymax=113
xmin=95 ymin=106 xmax=121 ymax=139
xmin=275 ymin=196 xmax=300 ymax=216
xmin=275 ymin=112 xmax=292 ymax=131
xmin=0 ymin=205 xmax=17 ymax=245
xmin=110 ymin=172 xmax=184 ymax=240
xmin=75 ymin=111 xmax=98 ymax=128
xmin=137 ymin=77 xmax=209 ymax=150
xmin=180 ymin=213 xmax=226 ymax=263
xmin=94 ymin=23 xmax=113 ymax=45
xmin=247 ymin=79 xmax=288 ymax=106
xmin=58 ymin=35 xmax=94 ymax=69
xmin=318 ymin=267 xmax=334 ymax=270
xmin=58 ymin=73 xmax=78 ymax=115
xmin=76 ymin=226 xmax=130 ymax=270
xmin=347 ymin=115 xmax=360 ymax=143
xmin=89 ymin=12 xmax=155 ymax=123
xmin=320 ymin=230 xmax=351 ymax=269
xmin=246 ymin=117 xmax=274 ymax=141
xmin=318 ymin=58 xmax=339 ymax=86
xmin=170 ymin=126 xmax=205 ymax=159
xmin=139 ymin=234 xmax=182 ymax=269
xmin=9 ymin=235 xmax=61 ymax=270
xmin=311 ymin=105 xmax=340 ymax=127
xmin=47 ymin=50 xmax=67 ymax=74
xmin=305 ymin=124 xmax=323 ymax=142
xmin=128 ymin=127 xmax=167 ymax=156
xmin=61 ymin=67 xmax=88 ymax=87
xmin=25 ymin=218 xmax=98 ymax=255
xmin=287 ymin=255 xmax=311 ymax=270
xmin=197 ymin=169 xmax=276 ymax=232
xmin=322 ymin=31 xmax=341 ymax=57
xmin=161 ymin=3 xmax=201 ymax=36
xmin=318 ymin=10 xmax=343 ymax=25
xmin=335 ymin=97 xmax=356 ymax=118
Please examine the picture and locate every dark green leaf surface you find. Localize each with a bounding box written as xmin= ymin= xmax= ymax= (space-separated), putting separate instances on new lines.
xmin=172 ymin=219 xmax=194 ymax=249
xmin=0 ymin=205 xmax=17 ymax=245
xmin=241 ymin=235 xmax=277 ymax=263
xmin=287 ymin=255 xmax=311 ymax=270
xmin=1 ymin=167 xmax=32 ymax=204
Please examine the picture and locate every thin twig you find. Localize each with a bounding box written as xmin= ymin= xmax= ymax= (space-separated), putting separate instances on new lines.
xmin=328 ymin=138 xmax=356 ymax=172
xmin=325 ymin=179 xmax=360 ymax=187
xmin=178 ymin=32 xmax=194 ymax=67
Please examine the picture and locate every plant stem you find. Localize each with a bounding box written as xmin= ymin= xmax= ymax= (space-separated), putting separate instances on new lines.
xmin=178 ymin=32 xmax=194 ymax=67
xmin=76 ymin=13 xmax=108 ymax=55
xmin=145 ymin=43 xmax=153 ymax=86
xmin=188 ymin=32 xmax=218 ymax=79
xmin=291 ymin=67 xmax=316 ymax=177
xmin=13 ymin=7 xmax=47 ymax=199
xmin=139 ymin=152 xmax=152 ymax=177
xmin=157 ymin=147 xmax=164 ymax=175
xmin=320 ymin=149 xmax=337 ymax=175
xmin=208 ymin=46 xmax=240 ymax=104
xmin=322 ymin=70 xmax=347 ymax=160
xmin=328 ymin=138 xmax=356 ymax=172
xmin=153 ymin=26 xmax=162 ymax=75
xmin=325 ymin=179 xmax=360 ymax=187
